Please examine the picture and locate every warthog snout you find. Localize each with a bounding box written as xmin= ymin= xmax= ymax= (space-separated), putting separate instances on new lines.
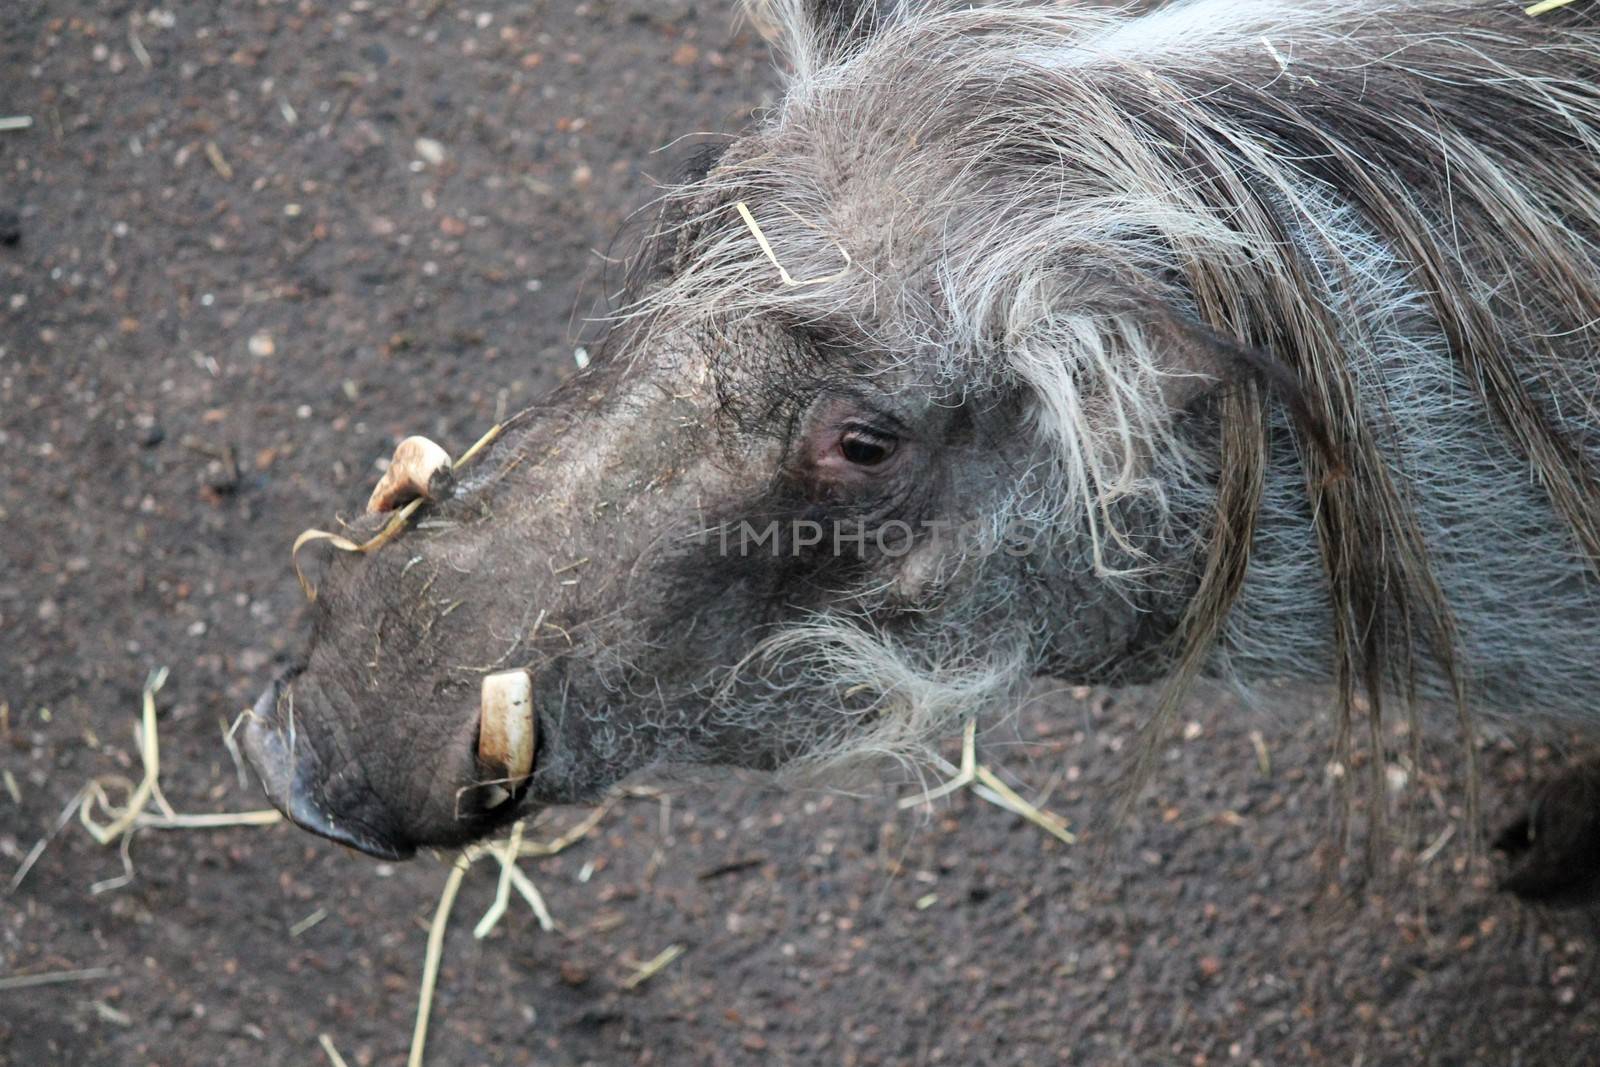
xmin=242 ymin=666 xmax=535 ymax=858
xmin=241 ymin=673 xmax=414 ymax=859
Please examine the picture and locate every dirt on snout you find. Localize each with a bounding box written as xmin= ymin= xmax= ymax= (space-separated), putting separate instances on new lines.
xmin=4 ymin=2 xmax=1600 ymax=1065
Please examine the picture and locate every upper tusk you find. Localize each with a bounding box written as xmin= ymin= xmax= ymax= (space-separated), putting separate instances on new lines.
xmin=366 ymin=436 xmax=455 ymax=514
xmin=479 ymin=668 xmax=536 ymax=791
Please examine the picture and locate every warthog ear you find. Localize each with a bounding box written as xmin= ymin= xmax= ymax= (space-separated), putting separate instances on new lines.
xmin=1023 ymin=274 xmax=1330 ymax=452
xmin=1152 ymin=308 xmax=1333 ymax=461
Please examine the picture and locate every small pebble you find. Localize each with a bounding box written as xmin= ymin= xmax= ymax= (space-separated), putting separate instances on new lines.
xmin=414 ymin=137 xmax=446 ymax=166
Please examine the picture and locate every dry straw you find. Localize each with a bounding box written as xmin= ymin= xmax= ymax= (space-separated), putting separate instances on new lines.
xmin=734 ymin=200 xmax=853 ymax=287
xmin=406 ymin=798 xmax=619 ymax=1066
xmin=898 ymin=718 xmax=1076 ymax=845
xmin=5 ymin=664 xmax=614 ymax=1066
xmin=77 ymin=668 xmax=284 ymax=844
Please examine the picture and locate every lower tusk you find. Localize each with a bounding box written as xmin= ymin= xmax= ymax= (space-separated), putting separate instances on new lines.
xmin=479 ymin=668 xmax=536 ymax=790
xmin=367 ymin=436 xmax=455 ymax=514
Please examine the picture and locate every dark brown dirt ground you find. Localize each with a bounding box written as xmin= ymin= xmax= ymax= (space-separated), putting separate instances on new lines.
xmin=5 ymin=3 xmax=1600 ymax=1065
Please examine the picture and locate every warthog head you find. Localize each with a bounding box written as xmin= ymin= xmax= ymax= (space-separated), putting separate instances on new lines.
xmin=239 ymin=1 xmax=1239 ymax=858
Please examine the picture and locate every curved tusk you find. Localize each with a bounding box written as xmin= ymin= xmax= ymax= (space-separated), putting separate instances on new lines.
xmin=479 ymin=668 xmax=536 ymax=791
xmin=366 ymin=436 xmax=455 ymax=514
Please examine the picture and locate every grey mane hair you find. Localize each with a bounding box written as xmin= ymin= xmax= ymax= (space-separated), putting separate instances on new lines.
xmin=620 ymin=0 xmax=1600 ymax=826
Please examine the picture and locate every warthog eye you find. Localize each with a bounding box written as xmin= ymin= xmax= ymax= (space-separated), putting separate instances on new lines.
xmin=839 ymin=428 xmax=896 ymax=466
xmin=795 ymin=397 xmax=911 ymax=492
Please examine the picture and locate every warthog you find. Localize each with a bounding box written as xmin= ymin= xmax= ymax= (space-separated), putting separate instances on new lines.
xmin=244 ymin=0 xmax=1600 ymax=875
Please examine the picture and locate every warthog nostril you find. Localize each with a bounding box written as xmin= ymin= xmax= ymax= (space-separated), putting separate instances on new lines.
xmin=477 ymin=668 xmax=536 ymax=802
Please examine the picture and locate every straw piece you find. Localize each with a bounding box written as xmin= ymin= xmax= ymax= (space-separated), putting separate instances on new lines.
xmin=513 ymin=798 xmax=615 ymax=858
xmin=472 ymin=821 xmax=525 ymax=938
xmin=291 ymin=907 xmax=329 ymax=937
xmin=898 ymin=718 xmax=977 ymax=808
xmin=734 ymin=201 xmax=852 ymax=287
xmin=454 ymin=422 xmax=505 ymax=467
xmin=972 ymin=765 xmax=1076 ymax=845
xmin=204 ymin=140 xmax=233 ymax=180
xmin=318 ymin=1034 xmax=351 ymax=1067
xmin=128 ymin=25 xmax=152 ymax=70
xmin=1248 ymin=729 xmax=1272 ymax=777
xmin=221 ymin=711 xmax=251 ymax=790
xmin=292 ymin=498 xmax=423 ymax=601
xmin=502 ymin=863 xmax=554 ymax=932
xmin=409 ymin=856 xmax=469 ymax=1067
xmin=0 ymin=966 xmax=119 ymax=992
xmin=8 ymin=784 xmax=89 ymax=893
xmin=89 ymin=833 xmax=136 ymax=895
xmin=899 ymin=719 xmax=1076 ymax=845
xmin=80 ymin=668 xmax=169 ymax=844
xmin=619 ymin=944 xmax=684 ymax=990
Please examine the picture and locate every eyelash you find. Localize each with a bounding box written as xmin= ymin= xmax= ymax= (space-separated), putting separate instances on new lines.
xmin=838 ymin=427 xmax=897 ymax=466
